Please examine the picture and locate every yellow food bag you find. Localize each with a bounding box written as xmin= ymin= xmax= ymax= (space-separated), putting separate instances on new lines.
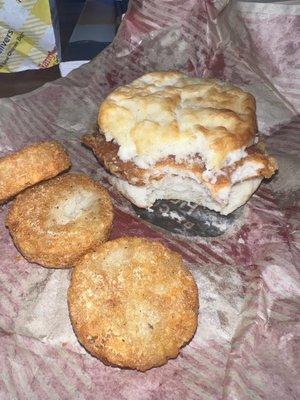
xmin=0 ymin=0 xmax=58 ymax=72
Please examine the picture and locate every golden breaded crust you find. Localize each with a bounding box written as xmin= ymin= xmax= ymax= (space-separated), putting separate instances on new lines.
xmin=0 ymin=141 xmax=71 ymax=204
xmin=68 ymin=237 xmax=199 ymax=371
xmin=99 ymin=71 xmax=256 ymax=170
xmin=6 ymin=173 xmax=113 ymax=268
xmin=82 ymin=133 xmax=164 ymax=186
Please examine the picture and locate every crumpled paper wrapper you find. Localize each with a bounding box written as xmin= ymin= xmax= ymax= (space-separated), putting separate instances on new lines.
xmin=0 ymin=1 xmax=299 ymax=399
xmin=0 ymin=0 xmax=58 ymax=72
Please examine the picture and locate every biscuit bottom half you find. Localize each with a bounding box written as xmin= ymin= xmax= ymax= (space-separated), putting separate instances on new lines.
xmin=109 ymin=174 xmax=262 ymax=215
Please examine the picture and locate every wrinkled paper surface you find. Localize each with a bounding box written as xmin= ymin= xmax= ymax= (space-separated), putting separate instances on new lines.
xmin=0 ymin=1 xmax=299 ymax=399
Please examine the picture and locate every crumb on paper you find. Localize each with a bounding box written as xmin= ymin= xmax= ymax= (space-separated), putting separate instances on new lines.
xmin=161 ymin=210 xmax=184 ymax=222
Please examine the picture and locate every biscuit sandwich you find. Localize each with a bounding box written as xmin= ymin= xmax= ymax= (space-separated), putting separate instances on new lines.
xmin=83 ymin=71 xmax=277 ymax=215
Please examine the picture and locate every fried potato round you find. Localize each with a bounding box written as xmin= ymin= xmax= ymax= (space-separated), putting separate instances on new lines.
xmin=0 ymin=141 xmax=71 ymax=204
xmin=6 ymin=173 xmax=113 ymax=268
xmin=68 ymin=237 xmax=199 ymax=371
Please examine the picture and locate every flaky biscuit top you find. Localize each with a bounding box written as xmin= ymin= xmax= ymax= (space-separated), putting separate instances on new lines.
xmin=99 ymin=71 xmax=257 ymax=171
